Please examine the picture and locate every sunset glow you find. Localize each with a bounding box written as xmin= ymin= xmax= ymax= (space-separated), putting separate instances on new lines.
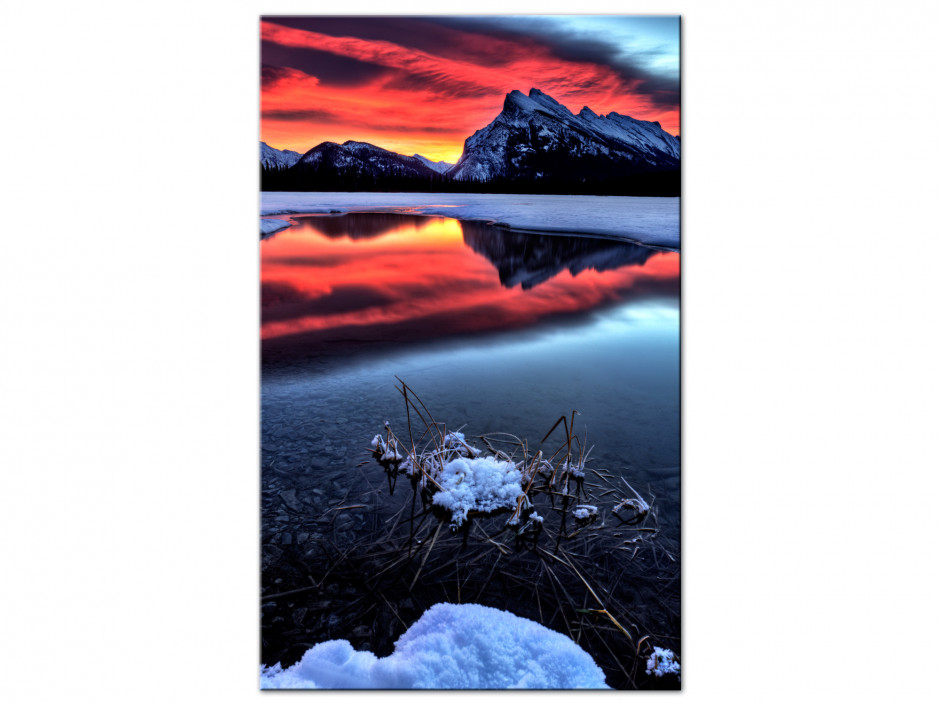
xmin=261 ymin=16 xmax=680 ymax=163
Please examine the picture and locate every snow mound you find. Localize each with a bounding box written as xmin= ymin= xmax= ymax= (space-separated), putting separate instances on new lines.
xmin=260 ymin=602 xmax=609 ymax=689
xmin=432 ymin=456 xmax=523 ymax=527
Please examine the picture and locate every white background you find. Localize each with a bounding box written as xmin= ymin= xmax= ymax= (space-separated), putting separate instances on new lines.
xmin=2 ymin=1 xmax=938 ymax=702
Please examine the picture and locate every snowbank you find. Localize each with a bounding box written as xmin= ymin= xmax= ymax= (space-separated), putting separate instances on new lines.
xmin=260 ymin=602 xmax=609 ymax=689
xmin=260 ymin=192 xmax=679 ymax=249
xmin=260 ymin=218 xmax=291 ymax=236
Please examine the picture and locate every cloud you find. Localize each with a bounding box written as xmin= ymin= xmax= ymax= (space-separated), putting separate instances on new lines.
xmin=260 ymin=64 xmax=309 ymax=88
xmin=261 ymin=108 xmax=336 ymax=123
xmin=261 ymin=282 xmax=401 ymax=323
xmin=435 ymin=16 xmax=680 ymax=110
xmin=261 ymin=38 xmax=391 ymax=87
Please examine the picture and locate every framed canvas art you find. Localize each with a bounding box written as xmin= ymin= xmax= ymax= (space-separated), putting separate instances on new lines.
xmin=259 ymin=15 xmax=680 ymax=690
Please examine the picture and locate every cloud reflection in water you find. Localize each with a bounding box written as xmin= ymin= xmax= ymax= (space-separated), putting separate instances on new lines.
xmin=261 ymin=213 xmax=678 ymax=362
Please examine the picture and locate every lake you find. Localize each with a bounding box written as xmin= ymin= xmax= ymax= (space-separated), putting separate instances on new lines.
xmin=260 ymin=210 xmax=680 ymax=688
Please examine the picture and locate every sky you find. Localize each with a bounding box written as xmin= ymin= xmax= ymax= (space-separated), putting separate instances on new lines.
xmin=261 ymin=15 xmax=680 ymax=163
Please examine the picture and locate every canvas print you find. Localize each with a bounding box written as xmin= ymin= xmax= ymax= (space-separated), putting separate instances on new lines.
xmin=259 ymin=15 xmax=680 ymax=690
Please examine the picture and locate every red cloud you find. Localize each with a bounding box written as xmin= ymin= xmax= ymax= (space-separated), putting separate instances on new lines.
xmin=260 ymin=21 xmax=679 ymax=162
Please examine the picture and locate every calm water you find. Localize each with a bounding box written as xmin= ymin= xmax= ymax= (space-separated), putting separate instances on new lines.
xmin=261 ymin=211 xmax=680 ymax=538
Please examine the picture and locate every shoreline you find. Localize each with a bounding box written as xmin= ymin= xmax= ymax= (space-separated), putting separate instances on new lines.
xmin=259 ymin=191 xmax=680 ymax=251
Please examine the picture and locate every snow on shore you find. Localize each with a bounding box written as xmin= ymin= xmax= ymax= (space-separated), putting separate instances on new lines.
xmin=260 ymin=602 xmax=609 ymax=689
xmin=260 ymin=218 xmax=292 ymax=236
xmin=260 ymin=192 xmax=679 ymax=249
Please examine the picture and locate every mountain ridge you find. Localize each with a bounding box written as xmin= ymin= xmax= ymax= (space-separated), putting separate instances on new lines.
xmin=261 ymin=88 xmax=679 ymax=195
xmin=447 ymin=88 xmax=679 ymax=181
xmin=260 ymin=141 xmax=302 ymax=170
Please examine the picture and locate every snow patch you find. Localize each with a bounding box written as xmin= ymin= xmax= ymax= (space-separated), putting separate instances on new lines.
xmin=260 ymin=602 xmax=609 ymax=689
xmin=260 ymin=218 xmax=291 ymax=236
xmin=572 ymin=505 xmax=598 ymax=522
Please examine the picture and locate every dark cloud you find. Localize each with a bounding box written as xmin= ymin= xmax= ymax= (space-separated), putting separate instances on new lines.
xmin=260 ymin=64 xmax=295 ymax=87
xmin=431 ymin=17 xmax=680 ymax=109
xmin=383 ymin=71 xmax=496 ymax=100
xmin=260 ymin=109 xmax=458 ymax=136
xmin=262 ymin=108 xmax=336 ymax=123
xmin=365 ymin=123 xmax=467 ymax=136
xmin=261 ymin=39 xmax=390 ymax=87
xmin=262 ymin=16 xmax=482 ymax=58
xmin=261 ymin=16 xmax=678 ymax=109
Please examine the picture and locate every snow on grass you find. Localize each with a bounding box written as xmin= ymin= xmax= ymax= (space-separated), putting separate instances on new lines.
xmin=372 ymin=422 xmax=526 ymax=528
xmin=260 ymin=602 xmax=609 ymax=689
xmin=572 ymin=505 xmax=599 ymax=523
xmin=645 ymin=646 xmax=680 ymax=679
xmin=260 ymin=218 xmax=291 ymax=236
xmin=432 ymin=456 xmax=524 ymax=527
xmin=613 ymin=478 xmax=651 ymax=520
xmin=260 ymin=192 xmax=679 ymax=249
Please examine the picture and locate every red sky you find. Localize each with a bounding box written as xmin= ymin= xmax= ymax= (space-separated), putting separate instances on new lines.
xmin=261 ymin=16 xmax=680 ymax=163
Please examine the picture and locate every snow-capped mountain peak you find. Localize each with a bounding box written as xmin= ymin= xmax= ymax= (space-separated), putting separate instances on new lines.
xmin=260 ymin=141 xmax=302 ymax=169
xmin=502 ymin=88 xmax=575 ymax=123
xmin=448 ymin=88 xmax=679 ymax=182
xmin=292 ymin=140 xmax=440 ymax=181
xmin=412 ymin=154 xmax=455 ymax=175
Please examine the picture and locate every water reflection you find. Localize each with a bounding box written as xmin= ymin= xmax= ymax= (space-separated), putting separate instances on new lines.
xmin=460 ymin=220 xmax=658 ymax=290
xmin=300 ymin=212 xmax=436 ymax=240
xmin=261 ymin=213 xmax=679 ymax=364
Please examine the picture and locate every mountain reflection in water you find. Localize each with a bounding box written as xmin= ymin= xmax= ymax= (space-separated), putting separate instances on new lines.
xmin=299 ymin=212 xmax=435 ymax=240
xmin=261 ymin=213 xmax=678 ymax=364
xmin=459 ymin=220 xmax=657 ymax=290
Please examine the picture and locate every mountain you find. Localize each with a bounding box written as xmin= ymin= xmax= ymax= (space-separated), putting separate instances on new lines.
xmin=260 ymin=141 xmax=302 ymax=169
xmin=280 ymin=141 xmax=444 ymax=191
xmin=294 ymin=141 xmax=440 ymax=179
xmin=447 ymin=88 xmax=679 ymax=183
xmin=260 ymin=89 xmax=680 ymax=195
xmin=412 ymin=154 xmax=454 ymax=175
